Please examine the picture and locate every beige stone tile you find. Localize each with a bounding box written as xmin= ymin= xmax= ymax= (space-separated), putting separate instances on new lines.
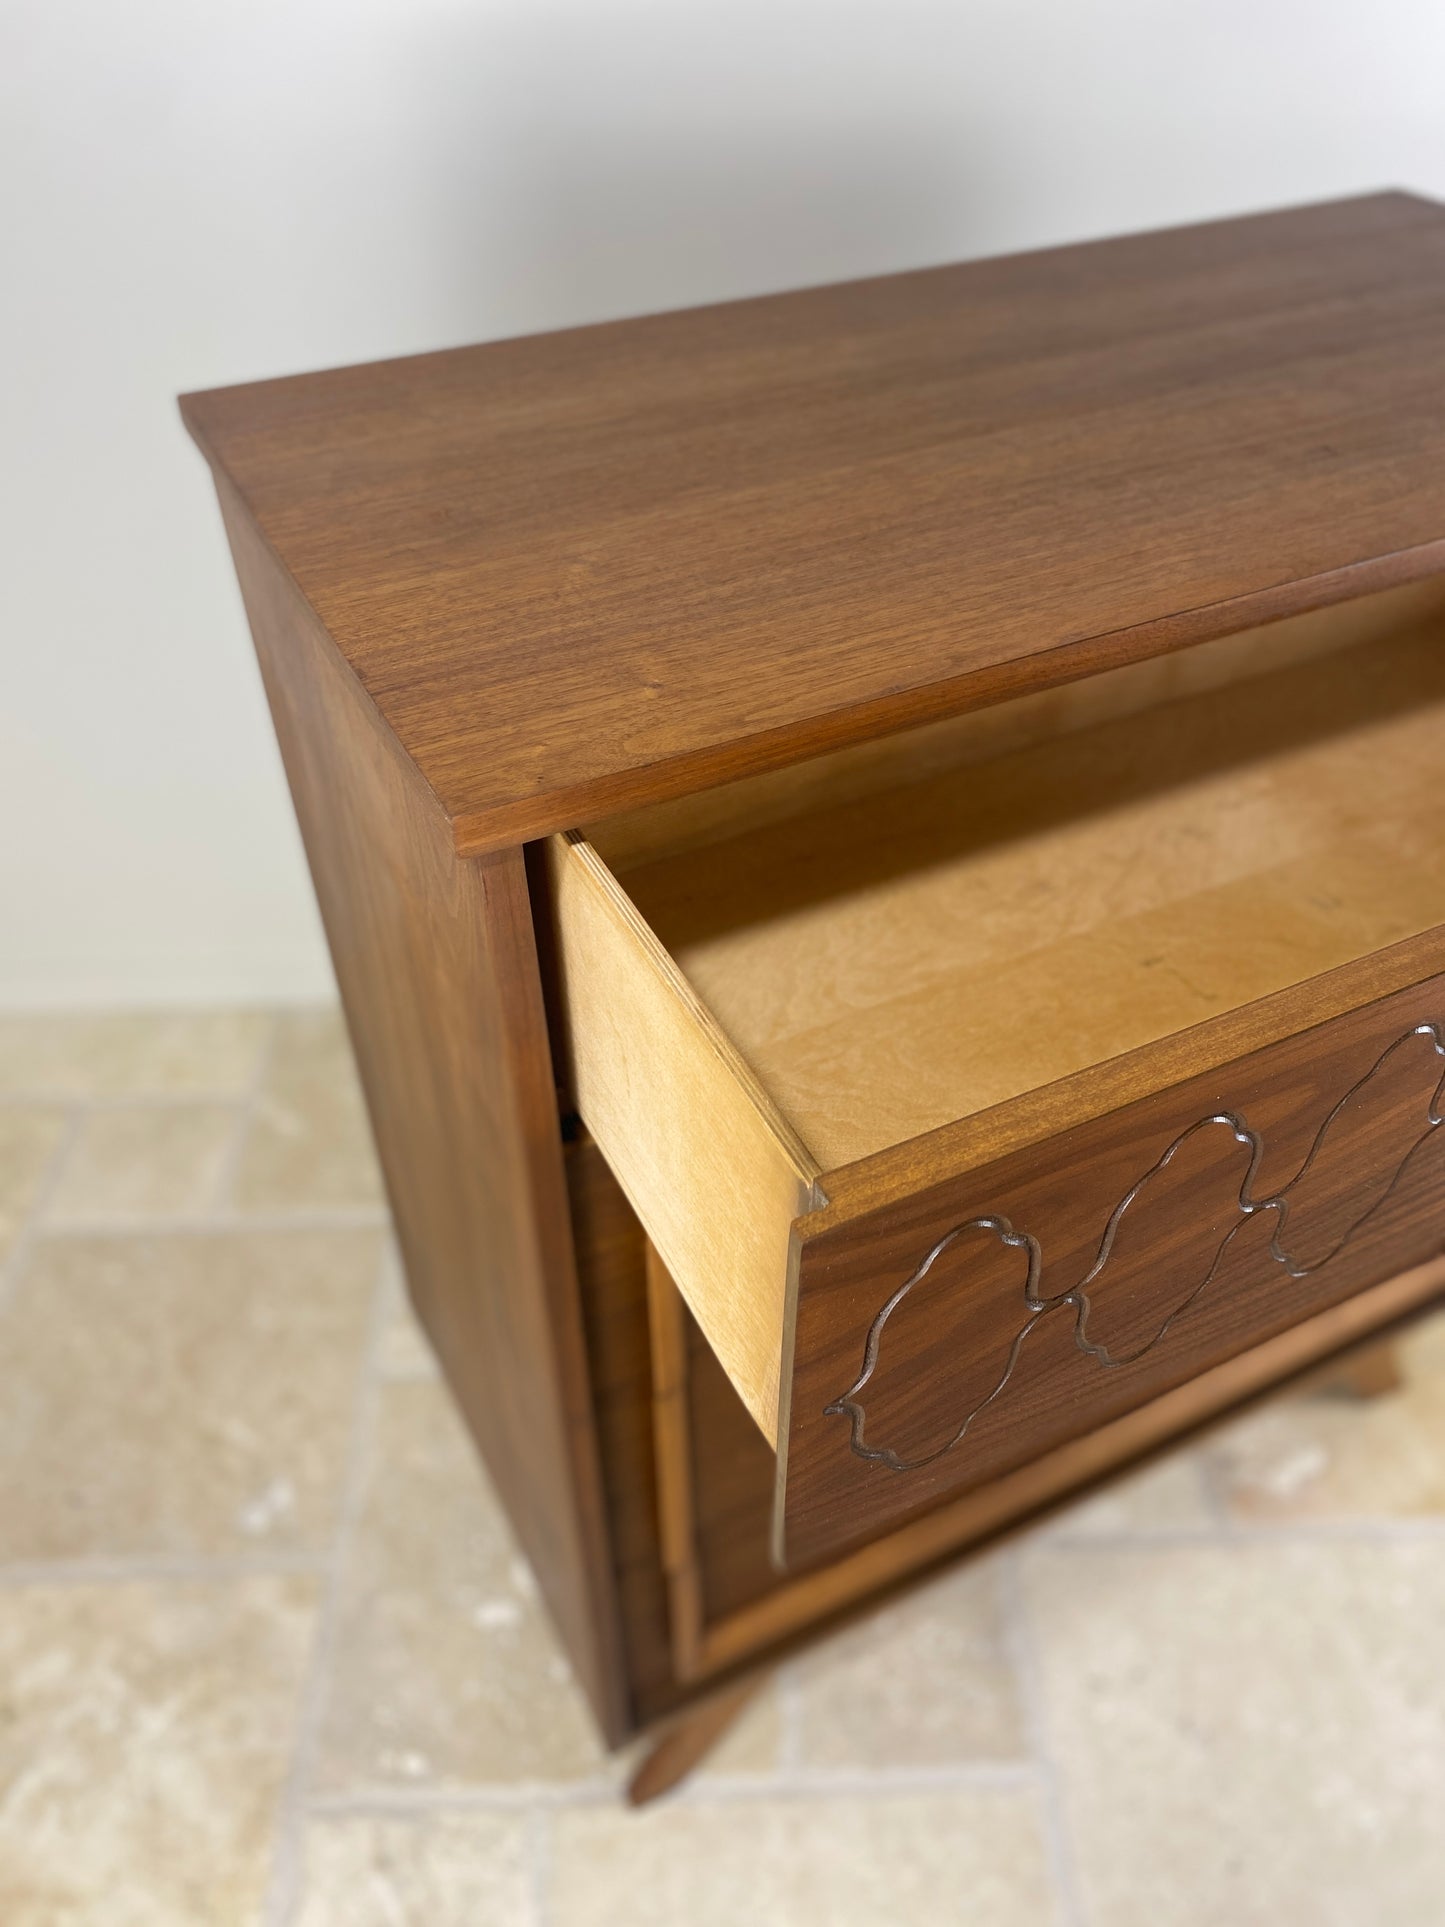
xmin=547 ymin=1787 xmax=1056 ymax=1926
xmin=294 ymin=1812 xmax=534 ymax=1927
xmin=795 ymin=1558 xmax=1026 ymax=1767
xmin=1021 ymin=1540 xmax=1445 ymax=1926
xmin=1208 ymin=1312 xmax=1445 ymax=1520
xmin=0 ymin=1009 xmax=272 ymax=1099
xmin=0 ymin=1107 xmax=67 ymax=1263
xmin=0 ymin=1574 xmax=316 ymax=1927
xmin=45 ymin=1103 xmax=238 ymax=1223
xmin=231 ymin=1007 xmax=383 ymax=1211
xmin=0 ymin=1229 xmax=379 ymax=1560
xmin=1047 ymin=1447 xmax=1215 ymax=1538
xmin=316 ymin=1378 xmax=606 ymax=1793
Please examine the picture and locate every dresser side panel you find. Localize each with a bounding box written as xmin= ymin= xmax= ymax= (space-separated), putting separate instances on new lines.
xmin=214 ymin=476 xmax=629 ymax=1740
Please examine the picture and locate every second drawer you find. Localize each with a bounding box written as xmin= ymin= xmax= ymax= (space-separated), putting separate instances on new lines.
xmin=546 ymin=581 xmax=1445 ymax=1567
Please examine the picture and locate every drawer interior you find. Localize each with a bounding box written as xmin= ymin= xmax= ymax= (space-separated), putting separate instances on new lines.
xmin=547 ymin=580 xmax=1445 ymax=1444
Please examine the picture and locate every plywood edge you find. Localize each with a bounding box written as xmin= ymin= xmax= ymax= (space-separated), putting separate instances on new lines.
xmin=546 ymin=831 xmax=820 ymax=1443
xmin=813 ymin=926 xmax=1445 ymax=1233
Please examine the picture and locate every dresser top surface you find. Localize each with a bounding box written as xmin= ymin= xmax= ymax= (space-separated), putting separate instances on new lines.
xmin=182 ymin=190 xmax=1445 ymax=854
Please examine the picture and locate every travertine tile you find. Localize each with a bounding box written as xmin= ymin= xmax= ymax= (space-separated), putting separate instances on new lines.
xmin=0 ymin=1574 xmax=316 ymax=1927
xmin=0 ymin=1009 xmax=272 ymax=1099
xmin=0 ymin=1107 xmax=67 ymax=1263
xmin=231 ymin=1007 xmax=383 ymax=1211
xmin=316 ymin=1378 xmax=606 ymax=1792
xmin=547 ymin=1788 xmax=1056 ymax=1926
xmin=45 ymin=1103 xmax=238 ymax=1222
xmin=1021 ymin=1540 xmax=1445 ymax=1926
xmin=795 ymin=1559 xmax=1026 ymax=1767
xmin=0 ymin=1229 xmax=379 ymax=1560
xmin=1208 ymin=1313 xmax=1445 ymax=1520
xmin=294 ymin=1812 xmax=534 ymax=1927
xmin=1048 ymin=1448 xmax=1215 ymax=1537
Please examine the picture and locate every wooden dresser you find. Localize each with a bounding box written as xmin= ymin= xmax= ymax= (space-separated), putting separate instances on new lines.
xmin=182 ymin=190 xmax=1445 ymax=1797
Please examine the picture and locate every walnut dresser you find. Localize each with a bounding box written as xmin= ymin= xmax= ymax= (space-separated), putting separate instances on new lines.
xmin=182 ymin=190 xmax=1445 ymax=1799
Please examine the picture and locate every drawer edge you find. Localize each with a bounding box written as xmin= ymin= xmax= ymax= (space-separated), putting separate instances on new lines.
xmin=547 ymin=830 xmax=819 ymax=1443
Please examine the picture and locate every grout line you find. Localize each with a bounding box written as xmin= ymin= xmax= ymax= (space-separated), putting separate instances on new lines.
xmin=262 ymin=1239 xmax=392 ymax=1927
xmin=671 ymin=1760 xmax=1043 ymax=1801
xmin=32 ymin=1207 xmax=391 ymax=1239
xmin=527 ymin=1803 xmax=552 ymax=1927
xmin=304 ymin=1758 xmax=1043 ymax=1819
xmin=309 ymin=1782 xmax=628 ymax=1818
xmin=208 ymin=1010 xmax=282 ymax=1217
xmin=776 ymin=1660 xmax=804 ymax=1772
xmin=0 ymin=1103 xmax=86 ymax=1316
xmin=1001 ymin=1548 xmax=1088 ymax=1927
xmin=0 ymin=1552 xmax=329 ymax=1587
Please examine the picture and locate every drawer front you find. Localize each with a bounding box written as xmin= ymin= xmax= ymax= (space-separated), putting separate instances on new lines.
xmin=777 ymin=973 xmax=1445 ymax=1567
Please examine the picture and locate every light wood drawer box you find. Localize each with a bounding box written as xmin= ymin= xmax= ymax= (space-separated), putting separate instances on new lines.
xmin=548 ymin=580 xmax=1445 ymax=1569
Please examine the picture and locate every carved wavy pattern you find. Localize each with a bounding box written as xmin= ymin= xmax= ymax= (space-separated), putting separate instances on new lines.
xmin=825 ymin=1022 xmax=1445 ymax=1472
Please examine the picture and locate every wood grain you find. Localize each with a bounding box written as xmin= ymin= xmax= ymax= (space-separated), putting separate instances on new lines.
xmin=634 ymin=1187 xmax=1445 ymax=1682
xmin=589 ymin=579 xmax=1440 ymax=871
xmin=779 ymin=973 xmax=1445 ymax=1567
xmin=182 ymin=192 xmax=1445 ymax=854
xmin=707 ymin=1255 xmax=1445 ymax=1669
xmin=213 ymin=477 xmax=629 ymax=1740
xmin=561 ymin=1132 xmax=679 ymax=1727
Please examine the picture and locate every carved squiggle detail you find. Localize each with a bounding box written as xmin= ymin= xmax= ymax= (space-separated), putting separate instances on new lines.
xmin=825 ymin=1022 xmax=1445 ymax=1471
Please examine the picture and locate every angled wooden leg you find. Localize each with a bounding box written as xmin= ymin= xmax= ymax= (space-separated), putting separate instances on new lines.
xmin=1320 ymin=1338 xmax=1404 ymax=1401
xmin=627 ymin=1679 xmax=762 ymax=1806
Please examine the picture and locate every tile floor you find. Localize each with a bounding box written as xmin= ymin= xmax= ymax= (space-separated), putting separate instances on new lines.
xmin=1 ymin=1006 xmax=1443 ymax=1925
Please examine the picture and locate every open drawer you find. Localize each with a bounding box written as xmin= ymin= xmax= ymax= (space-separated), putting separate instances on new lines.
xmin=545 ymin=581 xmax=1445 ymax=1568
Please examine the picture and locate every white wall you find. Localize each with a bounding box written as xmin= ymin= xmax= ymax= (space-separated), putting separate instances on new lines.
xmin=4 ymin=0 xmax=1445 ymax=1007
